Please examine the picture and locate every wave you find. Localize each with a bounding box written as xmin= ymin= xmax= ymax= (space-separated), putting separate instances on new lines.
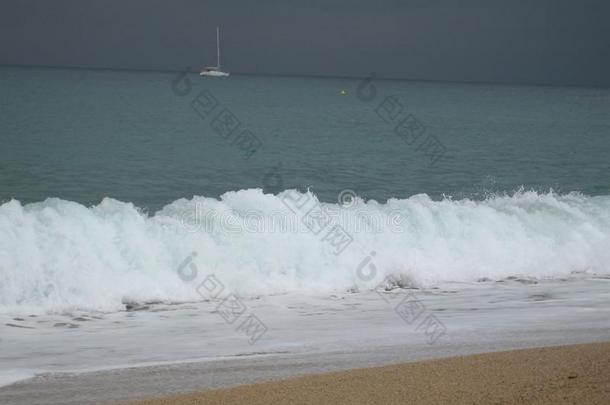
xmin=1 ymin=189 xmax=609 ymax=313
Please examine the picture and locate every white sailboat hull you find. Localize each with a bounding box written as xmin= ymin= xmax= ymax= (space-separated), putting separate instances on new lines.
xmin=200 ymin=27 xmax=229 ymax=78
xmin=199 ymin=70 xmax=230 ymax=77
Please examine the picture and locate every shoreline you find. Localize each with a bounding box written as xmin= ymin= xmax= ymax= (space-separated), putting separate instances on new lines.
xmin=2 ymin=279 xmax=609 ymax=404
xmin=125 ymin=341 xmax=610 ymax=405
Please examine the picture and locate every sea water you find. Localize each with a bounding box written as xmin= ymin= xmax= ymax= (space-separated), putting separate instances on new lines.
xmin=1 ymin=67 xmax=609 ymax=397
xmin=1 ymin=66 xmax=609 ymax=312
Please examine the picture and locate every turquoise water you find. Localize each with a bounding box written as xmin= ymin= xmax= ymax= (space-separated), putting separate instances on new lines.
xmin=1 ymin=66 xmax=610 ymax=313
xmin=1 ymin=66 xmax=609 ymax=210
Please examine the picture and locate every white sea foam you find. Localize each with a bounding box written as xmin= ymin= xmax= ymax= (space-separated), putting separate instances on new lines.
xmin=0 ymin=370 xmax=35 ymax=388
xmin=1 ymin=189 xmax=609 ymax=313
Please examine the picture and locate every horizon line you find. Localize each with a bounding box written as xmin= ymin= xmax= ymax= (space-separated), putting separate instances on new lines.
xmin=1 ymin=63 xmax=607 ymax=90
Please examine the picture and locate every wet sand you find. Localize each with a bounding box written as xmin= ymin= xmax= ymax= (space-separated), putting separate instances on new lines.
xmin=126 ymin=342 xmax=610 ymax=405
xmin=3 ymin=280 xmax=609 ymax=405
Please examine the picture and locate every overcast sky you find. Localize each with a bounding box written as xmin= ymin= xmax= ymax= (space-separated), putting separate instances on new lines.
xmin=1 ymin=0 xmax=609 ymax=86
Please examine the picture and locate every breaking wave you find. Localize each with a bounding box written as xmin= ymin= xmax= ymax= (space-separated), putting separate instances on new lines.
xmin=1 ymin=189 xmax=609 ymax=313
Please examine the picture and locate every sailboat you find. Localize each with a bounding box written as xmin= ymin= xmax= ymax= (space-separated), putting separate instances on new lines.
xmin=200 ymin=27 xmax=229 ymax=77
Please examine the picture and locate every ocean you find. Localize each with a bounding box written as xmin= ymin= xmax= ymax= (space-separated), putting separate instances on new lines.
xmin=1 ymin=65 xmax=609 ymax=312
xmin=1 ymin=66 xmax=610 ymax=401
xmin=2 ymin=66 xmax=610 ymax=208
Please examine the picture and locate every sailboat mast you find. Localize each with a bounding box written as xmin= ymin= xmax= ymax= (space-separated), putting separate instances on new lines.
xmin=216 ymin=27 xmax=221 ymax=69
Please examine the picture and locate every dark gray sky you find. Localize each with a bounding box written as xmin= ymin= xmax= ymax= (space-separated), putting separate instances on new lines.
xmin=1 ymin=0 xmax=609 ymax=86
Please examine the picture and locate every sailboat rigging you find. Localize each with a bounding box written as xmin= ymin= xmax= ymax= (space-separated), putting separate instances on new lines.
xmin=200 ymin=27 xmax=229 ymax=77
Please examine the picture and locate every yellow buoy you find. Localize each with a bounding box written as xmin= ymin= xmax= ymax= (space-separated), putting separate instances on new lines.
xmin=340 ymin=90 xmax=347 ymax=95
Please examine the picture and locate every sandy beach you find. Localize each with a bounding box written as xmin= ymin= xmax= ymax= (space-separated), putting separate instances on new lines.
xmin=126 ymin=342 xmax=610 ymax=405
